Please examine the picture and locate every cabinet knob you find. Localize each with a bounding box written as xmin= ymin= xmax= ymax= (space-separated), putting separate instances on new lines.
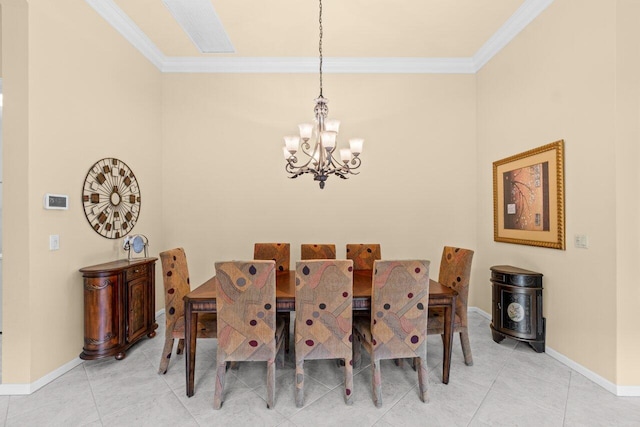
xmin=497 ymin=302 xmax=501 ymax=310
xmin=134 ymin=269 xmax=139 ymax=273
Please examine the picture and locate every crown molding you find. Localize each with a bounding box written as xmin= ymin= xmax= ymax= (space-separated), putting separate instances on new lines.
xmin=472 ymin=0 xmax=555 ymax=71
xmin=161 ymin=56 xmax=476 ymax=74
xmin=86 ymin=0 xmax=555 ymax=74
xmin=85 ymin=0 xmax=166 ymax=69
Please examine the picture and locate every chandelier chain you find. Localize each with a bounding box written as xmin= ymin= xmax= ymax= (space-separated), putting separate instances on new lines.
xmin=318 ymin=0 xmax=323 ymax=97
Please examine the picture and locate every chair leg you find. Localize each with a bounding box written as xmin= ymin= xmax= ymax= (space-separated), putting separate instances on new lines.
xmin=344 ymin=357 xmax=354 ymax=405
xmin=284 ymin=314 xmax=291 ymax=354
xmin=417 ymin=356 xmax=429 ymax=403
xmin=213 ymin=360 xmax=227 ymax=410
xmin=276 ymin=339 xmax=285 ymax=369
xmin=353 ymin=334 xmax=362 ymax=369
xmin=267 ymin=358 xmax=276 ymax=409
xmin=176 ymin=338 xmax=185 ymax=355
xmin=158 ymin=337 xmax=175 ymax=374
xmin=371 ymin=359 xmax=382 ymax=408
xmin=295 ymin=359 xmax=304 ymax=407
xmin=460 ymin=331 xmax=474 ymax=366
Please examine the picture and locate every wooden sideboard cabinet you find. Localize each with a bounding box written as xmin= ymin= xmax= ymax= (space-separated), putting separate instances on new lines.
xmin=79 ymin=258 xmax=158 ymax=360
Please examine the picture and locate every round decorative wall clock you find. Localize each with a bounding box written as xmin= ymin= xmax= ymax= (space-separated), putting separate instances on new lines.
xmin=82 ymin=158 xmax=141 ymax=239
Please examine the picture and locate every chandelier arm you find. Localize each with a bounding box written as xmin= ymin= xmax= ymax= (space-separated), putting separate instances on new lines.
xmin=326 ymin=151 xmax=361 ymax=174
xmin=299 ymin=141 xmax=315 ymax=158
xmin=286 ymin=155 xmax=318 ymax=174
xmin=349 ymin=156 xmax=362 ymax=170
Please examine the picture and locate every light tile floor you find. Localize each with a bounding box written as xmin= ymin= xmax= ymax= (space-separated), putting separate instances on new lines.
xmin=1 ymin=312 xmax=640 ymax=426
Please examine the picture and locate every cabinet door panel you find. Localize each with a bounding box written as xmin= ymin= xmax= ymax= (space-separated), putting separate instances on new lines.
xmin=127 ymin=276 xmax=149 ymax=343
xmin=84 ymin=275 xmax=120 ymax=351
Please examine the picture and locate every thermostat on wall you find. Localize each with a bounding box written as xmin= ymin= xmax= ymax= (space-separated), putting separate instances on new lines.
xmin=44 ymin=193 xmax=69 ymax=210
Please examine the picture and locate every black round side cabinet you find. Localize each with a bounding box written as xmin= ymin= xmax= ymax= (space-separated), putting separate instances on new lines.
xmin=490 ymin=265 xmax=545 ymax=352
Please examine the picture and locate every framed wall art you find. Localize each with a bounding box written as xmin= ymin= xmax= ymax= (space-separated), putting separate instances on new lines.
xmin=493 ymin=140 xmax=565 ymax=250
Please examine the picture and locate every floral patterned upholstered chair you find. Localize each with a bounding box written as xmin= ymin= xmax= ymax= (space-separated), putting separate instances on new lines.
xmin=346 ymin=243 xmax=381 ymax=270
xmin=294 ymin=259 xmax=354 ymax=407
xmin=300 ymin=244 xmax=336 ymax=260
xmin=353 ymin=260 xmax=430 ymax=407
xmin=158 ymin=248 xmax=217 ymax=375
xmin=427 ymin=246 xmax=475 ymax=365
xmin=213 ymin=260 xmax=285 ymax=409
xmin=253 ymin=243 xmax=290 ymax=272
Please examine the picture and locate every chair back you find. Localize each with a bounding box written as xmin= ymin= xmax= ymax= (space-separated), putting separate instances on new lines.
xmin=301 ymin=244 xmax=336 ymax=260
xmin=159 ymin=248 xmax=191 ymax=326
xmin=438 ymin=247 xmax=474 ymax=326
xmin=295 ymin=259 xmax=353 ymax=360
xmin=346 ymin=244 xmax=381 ymax=270
xmin=254 ymin=243 xmax=290 ymax=272
xmin=215 ymin=260 xmax=277 ymax=361
xmin=371 ymin=260 xmax=430 ymax=360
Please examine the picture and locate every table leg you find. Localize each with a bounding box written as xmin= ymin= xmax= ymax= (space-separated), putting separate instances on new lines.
xmin=442 ymin=296 xmax=456 ymax=384
xmin=185 ymin=303 xmax=198 ymax=397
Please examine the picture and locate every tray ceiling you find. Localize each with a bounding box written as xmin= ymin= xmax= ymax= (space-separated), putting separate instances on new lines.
xmin=87 ymin=0 xmax=555 ymax=73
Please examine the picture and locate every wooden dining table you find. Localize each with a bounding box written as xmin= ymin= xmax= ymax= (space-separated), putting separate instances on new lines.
xmin=183 ymin=269 xmax=457 ymax=397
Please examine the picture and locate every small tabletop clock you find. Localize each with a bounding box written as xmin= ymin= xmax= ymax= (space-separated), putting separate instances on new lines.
xmin=82 ymin=158 xmax=141 ymax=239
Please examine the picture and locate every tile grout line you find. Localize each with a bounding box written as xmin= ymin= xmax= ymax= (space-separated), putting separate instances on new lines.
xmin=561 ymin=370 xmax=573 ymax=426
xmin=82 ymin=362 xmax=105 ymax=426
xmin=465 ymin=341 xmax=519 ymax=426
xmin=143 ymin=344 xmax=202 ymax=426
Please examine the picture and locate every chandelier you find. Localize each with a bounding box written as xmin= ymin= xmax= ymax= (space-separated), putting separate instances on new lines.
xmin=282 ymin=0 xmax=363 ymax=189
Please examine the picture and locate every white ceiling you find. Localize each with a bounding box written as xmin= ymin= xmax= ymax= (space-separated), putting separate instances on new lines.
xmin=85 ymin=0 xmax=555 ymax=73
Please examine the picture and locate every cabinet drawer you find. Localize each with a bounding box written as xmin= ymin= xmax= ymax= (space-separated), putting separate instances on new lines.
xmin=125 ymin=265 xmax=147 ymax=281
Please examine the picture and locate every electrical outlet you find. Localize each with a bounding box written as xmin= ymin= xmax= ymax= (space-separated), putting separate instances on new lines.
xmin=49 ymin=234 xmax=60 ymax=251
xmin=574 ymin=234 xmax=588 ymax=249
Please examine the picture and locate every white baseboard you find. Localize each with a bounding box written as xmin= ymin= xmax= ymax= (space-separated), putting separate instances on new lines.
xmin=469 ymin=306 xmax=491 ymax=320
xmin=468 ymin=306 xmax=640 ymax=397
xmin=0 ymin=308 xmax=166 ymax=396
xmin=0 ymin=357 xmax=84 ymax=395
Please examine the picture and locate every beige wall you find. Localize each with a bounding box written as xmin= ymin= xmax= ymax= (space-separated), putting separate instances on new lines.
xmin=615 ymin=0 xmax=640 ymax=386
xmin=475 ymin=0 xmax=640 ymax=385
xmin=0 ymin=5 xmax=3 ymax=76
xmin=161 ymin=73 xmax=477 ymax=286
xmin=1 ymin=0 xmax=163 ymax=383
xmin=1 ymin=0 xmax=30 ymax=384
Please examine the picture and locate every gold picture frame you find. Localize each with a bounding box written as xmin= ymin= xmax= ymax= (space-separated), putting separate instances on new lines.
xmin=493 ymin=140 xmax=565 ymax=250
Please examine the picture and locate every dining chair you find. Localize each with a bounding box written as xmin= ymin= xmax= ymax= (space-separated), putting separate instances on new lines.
xmin=213 ymin=260 xmax=285 ymax=409
xmin=253 ymin=243 xmax=290 ymax=272
xmin=346 ymin=243 xmax=381 ymax=270
xmin=254 ymin=243 xmax=292 ymax=355
xmin=427 ymin=246 xmax=475 ymax=365
xmin=300 ymin=244 xmax=336 ymax=260
xmin=158 ymin=248 xmax=217 ymax=375
xmin=353 ymin=260 xmax=430 ymax=407
xmin=294 ymin=259 xmax=354 ymax=407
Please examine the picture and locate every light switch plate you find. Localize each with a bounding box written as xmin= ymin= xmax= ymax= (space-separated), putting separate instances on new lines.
xmin=49 ymin=235 xmax=60 ymax=250
xmin=574 ymin=234 xmax=588 ymax=249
